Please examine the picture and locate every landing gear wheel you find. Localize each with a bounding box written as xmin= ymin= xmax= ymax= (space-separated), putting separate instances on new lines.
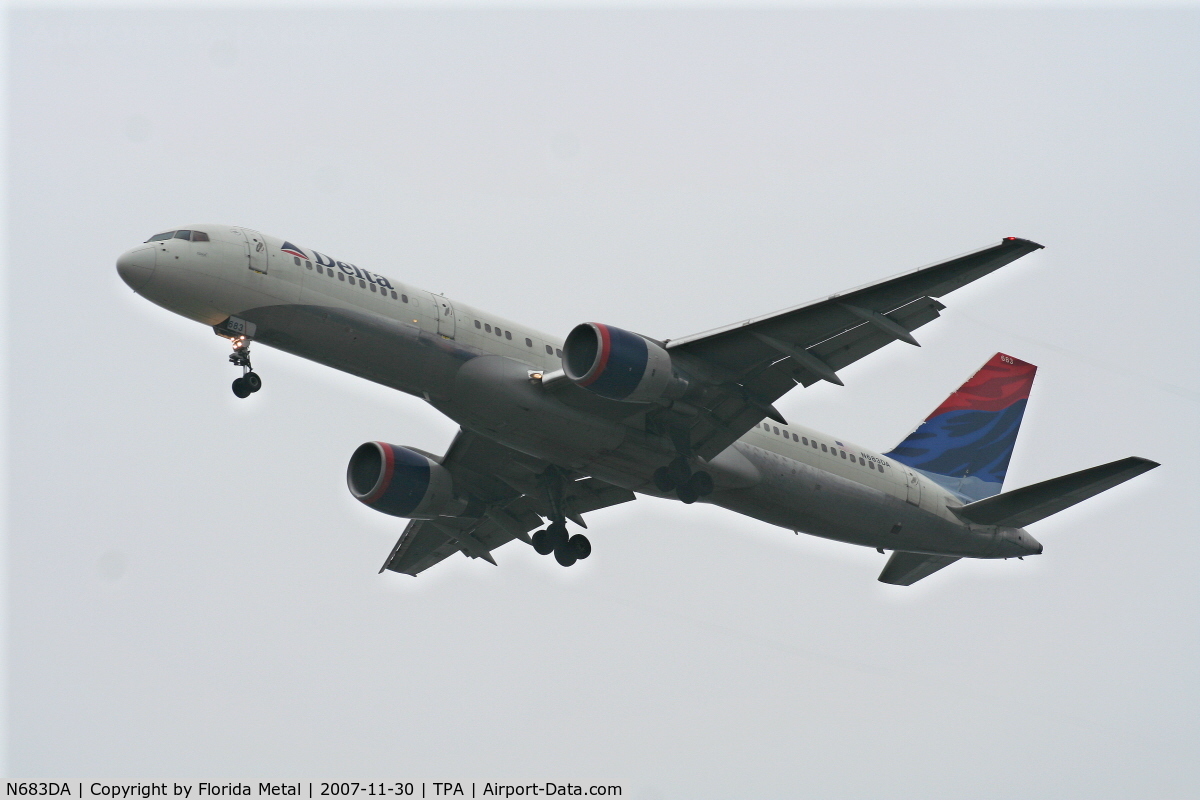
xmin=676 ymin=484 xmax=699 ymax=504
xmin=227 ymin=337 xmax=259 ymax=397
xmin=667 ymin=457 xmax=691 ymax=487
xmin=653 ymin=467 xmax=676 ymax=493
xmin=554 ymin=545 xmax=578 ymax=567
xmin=689 ymin=470 xmax=714 ymax=496
xmin=545 ymin=522 xmax=569 ymax=551
xmin=532 ymin=530 xmax=554 ymax=555
xmin=569 ymin=534 xmax=591 ymax=560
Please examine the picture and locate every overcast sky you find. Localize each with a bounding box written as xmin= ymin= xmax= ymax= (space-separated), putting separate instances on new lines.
xmin=6 ymin=5 xmax=1198 ymax=797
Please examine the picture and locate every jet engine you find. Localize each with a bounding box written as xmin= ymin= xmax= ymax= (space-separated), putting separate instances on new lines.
xmin=562 ymin=322 xmax=688 ymax=402
xmin=346 ymin=442 xmax=464 ymax=519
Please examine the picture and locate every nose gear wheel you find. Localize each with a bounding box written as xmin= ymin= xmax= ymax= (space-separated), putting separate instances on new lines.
xmin=227 ymin=336 xmax=262 ymax=398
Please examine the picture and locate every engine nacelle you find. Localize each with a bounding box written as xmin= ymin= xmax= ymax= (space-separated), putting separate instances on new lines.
xmin=562 ymin=322 xmax=688 ymax=403
xmin=346 ymin=442 xmax=464 ymax=519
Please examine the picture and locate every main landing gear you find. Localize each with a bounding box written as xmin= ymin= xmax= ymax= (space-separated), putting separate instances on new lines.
xmin=531 ymin=522 xmax=591 ymax=567
xmin=228 ymin=336 xmax=263 ymax=399
xmin=652 ymin=456 xmax=714 ymax=504
xmin=529 ymin=467 xmax=591 ymax=567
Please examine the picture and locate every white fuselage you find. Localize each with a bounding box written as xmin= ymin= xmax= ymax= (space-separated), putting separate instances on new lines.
xmin=117 ymin=225 xmax=1040 ymax=560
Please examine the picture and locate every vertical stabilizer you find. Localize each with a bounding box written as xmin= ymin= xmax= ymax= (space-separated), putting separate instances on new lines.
xmin=884 ymin=353 xmax=1036 ymax=501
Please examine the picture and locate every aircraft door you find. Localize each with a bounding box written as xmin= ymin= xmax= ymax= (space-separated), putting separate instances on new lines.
xmin=435 ymin=296 xmax=456 ymax=338
xmin=238 ymin=228 xmax=269 ymax=274
xmin=904 ymin=469 xmax=922 ymax=506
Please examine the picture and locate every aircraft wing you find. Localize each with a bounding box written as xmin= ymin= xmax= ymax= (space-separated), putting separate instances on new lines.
xmin=380 ymin=428 xmax=635 ymax=576
xmin=878 ymin=552 xmax=961 ymax=586
xmin=663 ymin=238 xmax=1043 ymax=460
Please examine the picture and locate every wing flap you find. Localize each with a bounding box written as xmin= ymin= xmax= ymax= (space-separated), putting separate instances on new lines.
xmin=794 ymin=296 xmax=945 ymax=387
xmin=953 ymin=456 xmax=1159 ymax=529
xmin=381 ymin=519 xmax=464 ymax=576
xmin=878 ymin=552 xmax=961 ymax=586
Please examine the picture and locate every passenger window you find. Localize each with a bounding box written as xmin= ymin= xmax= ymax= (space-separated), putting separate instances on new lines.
xmin=869 ymin=461 xmax=875 ymax=470
xmin=773 ymin=426 xmax=779 ymax=434
xmin=192 ymin=231 xmax=210 ymax=242
xmin=821 ymin=444 xmax=827 ymax=452
xmin=840 ymin=451 xmax=846 ymax=458
xmin=485 ymin=324 xmax=492 ymax=333
xmin=317 ymin=265 xmax=324 ymax=274
xmin=294 ymin=257 xmax=301 ymax=266
xmin=401 ymin=294 xmax=408 ymax=303
xmin=370 ymin=283 xmax=377 ymax=292
xmin=495 ymin=328 xmax=502 ymax=337
xmin=390 ymin=291 xmax=397 ymax=299
xmin=358 ymin=279 xmax=366 ymax=288
xmin=174 ymin=230 xmax=192 ymax=240
xmin=556 ymin=349 xmax=562 ymax=358
xmin=525 ymin=338 xmax=533 ymax=347
xmin=505 ymin=331 xmax=512 ymax=340
xmin=545 ymin=345 xmax=553 ymax=355
xmin=802 ymin=437 xmax=808 ymax=445
xmin=475 ymin=320 xmax=481 ymax=329
xmin=338 ymin=273 xmax=345 ymax=281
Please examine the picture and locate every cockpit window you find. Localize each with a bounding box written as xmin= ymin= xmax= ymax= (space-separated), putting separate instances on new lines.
xmin=192 ymin=231 xmax=209 ymax=242
xmin=146 ymin=231 xmax=175 ymax=242
xmin=174 ymin=230 xmax=192 ymax=240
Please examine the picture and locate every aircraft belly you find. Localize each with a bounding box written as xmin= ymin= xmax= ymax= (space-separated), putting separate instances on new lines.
xmin=216 ymin=305 xmax=1004 ymax=560
xmin=235 ymin=303 xmax=468 ymax=398
xmin=444 ymin=355 xmax=644 ymax=473
xmin=712 ymin=444 xmax=998 ymax=557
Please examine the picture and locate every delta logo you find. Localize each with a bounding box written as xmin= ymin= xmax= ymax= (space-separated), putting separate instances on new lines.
xmin=280 ymin=241 xmax=396 ymax=291
xmin=281 ymin=241 xmax=308 ymax=259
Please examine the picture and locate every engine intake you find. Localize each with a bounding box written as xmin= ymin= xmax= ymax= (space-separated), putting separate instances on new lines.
xmin=346 ymin=442 xmax=463 ymax=519
xmin=562 ymin=322 xmax=687 ymax=403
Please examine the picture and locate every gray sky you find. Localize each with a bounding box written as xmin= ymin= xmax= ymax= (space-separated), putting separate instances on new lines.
xmin=7 ymin=6 xmax=1199 ymax=797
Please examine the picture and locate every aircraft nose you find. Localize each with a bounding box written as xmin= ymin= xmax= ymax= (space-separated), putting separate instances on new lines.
xmin=116 ymin=246 xmax=156 ymax=292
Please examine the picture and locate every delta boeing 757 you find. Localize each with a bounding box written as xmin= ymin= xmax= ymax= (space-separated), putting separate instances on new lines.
xmin=116 ymin=227 xmax=1157 ymax=585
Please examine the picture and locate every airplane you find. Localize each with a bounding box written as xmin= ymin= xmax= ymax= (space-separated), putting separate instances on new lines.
xmin=116 ymin=226 xmax=1158 ymax=585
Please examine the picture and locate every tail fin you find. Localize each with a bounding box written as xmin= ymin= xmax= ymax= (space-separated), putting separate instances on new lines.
xmin=884 ymin=353 xmax=1037 ymax=501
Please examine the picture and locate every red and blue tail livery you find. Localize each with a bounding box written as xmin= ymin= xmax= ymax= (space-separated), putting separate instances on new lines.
xmin=885 ymin=353 xmax=1037 ymax=501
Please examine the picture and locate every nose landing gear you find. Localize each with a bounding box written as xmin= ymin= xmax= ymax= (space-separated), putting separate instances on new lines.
xmin=228 ymin=336 xmax=263 ymax=399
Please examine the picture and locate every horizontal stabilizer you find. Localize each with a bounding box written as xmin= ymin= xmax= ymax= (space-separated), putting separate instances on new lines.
xmin=878 ymin=551 xmax=961 ymax=585
xmin=954 ymin=456 xmax=1159 ymax=529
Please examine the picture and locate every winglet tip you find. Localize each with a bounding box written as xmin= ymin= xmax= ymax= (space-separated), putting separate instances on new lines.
xmin=1004 ymin=236 xmax=1045 ymax=250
